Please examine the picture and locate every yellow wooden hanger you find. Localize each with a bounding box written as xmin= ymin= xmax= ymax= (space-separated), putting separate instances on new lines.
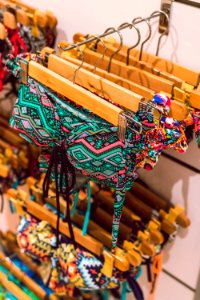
xmin=7 ymin=188 xmax=104 ymax=256
xmin=18 ymin=55 xmax=148 ymax=143
xmin=41 ymin=47 xmax=144 ymax=113
xmin=71 ymin=38 xmax=175 ymax=94
xmin=8 ymin=0 xmax=35 ymax=13
xmin=16 ymin=8 xmax=30 ymax=26
xmin=0 ymin=0 xmax=48 ymax=29
xmin=0 ymin=230 xmax=42 ymax=279
xmin=70 ymin=35 xmax=200 ymax=112
xmin=0 ymin=22 xmax=6 ymax=39
xmin=0 ymin=271 xmax=32 ymax=300
xmin=0 ymin=118 xmax=28 ymax=149
xmin=0 ymin=252 xmax=51 ymax=300
xmin=0 ymin=0 xmax=6 ymax=7
xmin=60 ymin=49 xmax=155 ymax=101
xmin=26 ymin=176 xmax=158 ymax=258
xmin=8 ymin=0 xmax=57 ymax=28
xmin=113 ymin=40 xmax=200 ymax=87
xmin=0 ymin=1 xmax=27 ymax=26
xmin=74 ymin=32 xmax=183 ymax=88
xmin=7 ymin=188 xmax=144 ymax=272
xmin=91 ymin=188 xmax=164 ymax=245
xmin=100 ymin=39 xmax=200 ymax=109
xmin=57 ymin=41 xmax=188 ymax=121
xmin=132 ymin=181 xmax=191 ymax=228
xmin=3 ymin=10 xmax=17 ymax=29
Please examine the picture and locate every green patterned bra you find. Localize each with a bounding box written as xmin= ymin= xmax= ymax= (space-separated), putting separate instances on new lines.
xmin=7 ymin=55 xmax=193 ymax=251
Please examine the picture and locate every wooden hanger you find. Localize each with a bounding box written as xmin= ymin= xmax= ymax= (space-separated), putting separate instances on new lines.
xmin=7 ymin=188 xmax=104 ymax=256
xmin=189 ymin=90 xmax=200 ymax=109
xmin=89 ymin=181 xmax=141 ymax=225
xmin=131 ymin=182 xmax=191 ymax=228
xmin=46 ymin=10 xmax=57 ymax=29
xmin=0 ymin=0 xmax=6 ymax=7
xmin=0 ymin=138 xmax=29 ymax=170
xmin=41 ymin=47 xmax=144 ymax=113
xmin=27 ymin=176 xmax=157 ymax=259
xmin=8 ymin=0 xmax=57 ymax=28
xmin=47 ymin=195 xmax=113 ymax=249
xmin=32 ymin=10 xmax=47 ymax=29
xmin=16 ymin=8 xmax=30 ymax=26
xmin=71 ymin=40 xmax=175 ymax=94
xmin=0 ymin=271 xmax=32 ymax=300
xmin=58 ymin=41 xmax=189 ymax=121
xmin=104 ymin=37 xmax=200 ymax=87
xmin=1 ymin=2 xmax=31 ymax=30
xmin=3 ymin=10 xmax=17 ymax=29
xmin=60 ymin=50 xmax=155 ymax=101
xmin=19 ymin=58 xmax=129 ymax=128
xmin=0 ymin=123 xmax=27 ymax=148
xmin=26 ymin=176 xmax=134 ymax=246
xmin=7 ymin=0 xmax=36 ymax=14
xmin=80 ymin=183 xmax=164 ymax=245
xmin=3 ymin=0 xmax=49 ymax=29
xmin=0 ymin=230 xmax=42 ymax=278
xmin=0 ymin=159 xmax=9 ymax=178
xmin=26 ymin=176 xmax=118 ymax=249
xmin=26 ymin=176 xmax=158 ymax=257
xmin=0 ymin=23 xmax=6 ymax=39
xmin=7 ymin=189 xmax=144 ymax=271
xmin=0 ymin=252 xmax=50 ymax=300
xmin=72 ymin=36 xmax=200 ymax=110
xmin=74 ymin=33 xmax=184 ymax=88
xmin=125 ymin=192 xmax=177 ymax=235
xmin=45 ymin=195 xmax=155 ymax=258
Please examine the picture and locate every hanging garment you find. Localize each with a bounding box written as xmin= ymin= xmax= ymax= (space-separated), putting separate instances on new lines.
xmin=17 ymin=213 xmax=144 ymax=300
xmin=6 ymin=54 xmax=199 ymax=251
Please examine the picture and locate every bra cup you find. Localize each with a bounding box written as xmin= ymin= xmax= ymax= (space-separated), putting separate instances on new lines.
xmin=17 ymin=215 xmax=56 ymax=262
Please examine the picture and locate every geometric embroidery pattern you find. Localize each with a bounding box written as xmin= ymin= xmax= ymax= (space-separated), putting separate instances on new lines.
xmin=7 ymin=55 xmax=194 ymax=250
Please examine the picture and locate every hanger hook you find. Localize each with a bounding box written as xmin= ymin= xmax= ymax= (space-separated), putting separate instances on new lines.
xmin=72 ymin=44 xmax=84 ymax=84
xmin=150 ymin=10 xmax=169 ymax=56
xmin=118 ymin=22 xmax=141 ymax=65
xmin=103 ymin=27 xmax=123 ymax=73
xmin=132 ymin=17 xmax=152 ymax=61
xmin=89 ymin=35 xmax=107 ymax=73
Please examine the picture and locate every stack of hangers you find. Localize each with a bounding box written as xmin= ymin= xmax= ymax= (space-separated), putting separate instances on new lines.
xmin=0 ymin=116 xmax=38 ymax=213
xmin=0 ymin=0 xmax=57 ymax=93
xmin=0 ymin=230 xmax=59 ymax=300
xmin=4 ymin=9 xmax=200 ymax=300
xmin=6 ymin=172 xmax=190 ymax=300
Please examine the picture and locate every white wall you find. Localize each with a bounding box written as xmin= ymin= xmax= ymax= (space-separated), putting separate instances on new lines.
xmin=27 ymin=0 xmax=200 ymax=71
xmin=2 ymin=1 xmax=200 ymax=299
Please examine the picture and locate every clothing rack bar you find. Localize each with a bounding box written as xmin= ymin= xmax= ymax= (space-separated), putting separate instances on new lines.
xmin=58 ymin=13 xmax=162 ymax=52
xmin=175 ymin=0 xmax=200 ymax=8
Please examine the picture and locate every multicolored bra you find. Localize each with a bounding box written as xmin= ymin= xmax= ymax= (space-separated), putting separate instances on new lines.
xmin=17 ymin=213 xmax=144 ymax=299
xmin=6 ymin=54 xmax=200 ymax=251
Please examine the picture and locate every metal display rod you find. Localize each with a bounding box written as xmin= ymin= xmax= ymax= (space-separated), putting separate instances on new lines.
xmin=175 ymin=0 xmax=200 ymax=8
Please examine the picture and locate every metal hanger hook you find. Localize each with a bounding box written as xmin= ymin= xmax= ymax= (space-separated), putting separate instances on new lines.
xmin=89 ymin=35 xmax=106 ymax=73
xmin=72 ymin=44 xmax=84 ymax=84
xmin=103 ymin=26 xmax=123 ymax=73
xmin=132 ymin=17 xmax=152 ymax=61
xmin=118 ymin=22 xmax=141 ymax=65
xmin=150 ymin=10 xmax=170 ymax=56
